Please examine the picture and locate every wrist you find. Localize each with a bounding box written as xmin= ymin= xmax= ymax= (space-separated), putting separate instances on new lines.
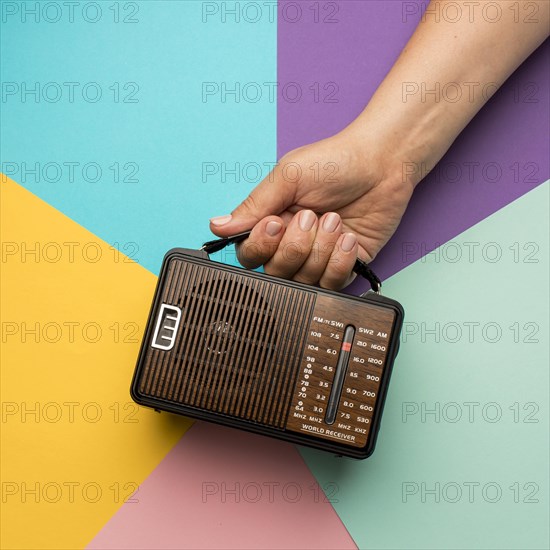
xmin=341 ymin=98 xmax=456 ymax=191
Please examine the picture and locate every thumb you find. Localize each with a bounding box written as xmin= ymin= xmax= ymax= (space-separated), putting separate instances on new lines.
xmin=209 ymin=168 xmax=296 ymax=236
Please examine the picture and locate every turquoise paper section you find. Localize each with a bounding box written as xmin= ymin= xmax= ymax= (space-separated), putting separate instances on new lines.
xmin=0 ymin=1 xmax=277 ymax=274
xmin=301 ymin=182 xmax=550 ymax=549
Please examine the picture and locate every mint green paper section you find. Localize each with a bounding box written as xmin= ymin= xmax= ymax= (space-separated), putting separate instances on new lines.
xmin=301 ymin=182 xmax=549 ymax=550
xmin=0 ymin=1 xmax=276 ymax=274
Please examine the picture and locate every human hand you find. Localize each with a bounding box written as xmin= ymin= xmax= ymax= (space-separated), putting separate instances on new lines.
xmin=209 ymin=130 xmax=414 ymax=290
xmin=208 ymin=0 xmax=549 ymax=290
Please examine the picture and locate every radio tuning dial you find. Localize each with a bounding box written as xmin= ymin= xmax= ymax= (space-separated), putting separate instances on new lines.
xmin=325 ymin=325 xmax=355 ymax=424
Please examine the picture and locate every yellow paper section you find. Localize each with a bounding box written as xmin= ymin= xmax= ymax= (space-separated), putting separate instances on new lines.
xmin=0 ymin=177 xmax=193 ymax=549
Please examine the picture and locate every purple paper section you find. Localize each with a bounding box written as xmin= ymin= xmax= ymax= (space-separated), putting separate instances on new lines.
xmin=278 ymin=1 xmax=549 ymax=291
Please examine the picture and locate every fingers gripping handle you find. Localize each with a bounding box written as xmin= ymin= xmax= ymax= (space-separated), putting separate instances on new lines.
xmin=201 ymin=232 xmax=382 ymax=293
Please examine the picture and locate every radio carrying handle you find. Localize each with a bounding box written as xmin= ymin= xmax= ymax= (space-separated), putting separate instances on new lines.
xmin=201 ymin=231 xmax=382 ymax=294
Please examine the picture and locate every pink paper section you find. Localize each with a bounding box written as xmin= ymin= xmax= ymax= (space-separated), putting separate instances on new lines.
xmin=87 ymin=421 xmax=358 ymax=550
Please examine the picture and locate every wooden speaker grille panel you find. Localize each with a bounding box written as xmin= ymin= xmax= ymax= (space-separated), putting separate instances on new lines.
xmin=137 ymin=259 xmax=315 ymax=428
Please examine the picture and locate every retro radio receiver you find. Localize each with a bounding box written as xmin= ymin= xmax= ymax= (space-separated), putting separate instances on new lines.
xmin=131 ymin=233 xmax=403 ymax=459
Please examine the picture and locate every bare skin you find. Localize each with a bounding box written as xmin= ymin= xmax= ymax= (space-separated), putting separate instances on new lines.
xmin=210 ymin=0 xmax=550 ymax=289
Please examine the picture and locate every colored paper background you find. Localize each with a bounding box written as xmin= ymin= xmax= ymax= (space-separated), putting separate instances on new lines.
xmin=1 ymin=1 xmax=548 ymax=549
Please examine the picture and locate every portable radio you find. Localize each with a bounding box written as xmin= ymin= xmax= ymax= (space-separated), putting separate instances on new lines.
xmin=131 ymin=235 xmax=403 ymax=459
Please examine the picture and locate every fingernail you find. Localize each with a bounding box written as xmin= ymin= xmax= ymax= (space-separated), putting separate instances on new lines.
xmin=210 ymin=214 xmax=232 ymax=226
xmin=323 ymin=212 xmax=340 ymax=233
xmin=299 ymin=210 xmax=317 ymax=232
xmin=266 ymin=221 xmax=282 ymax=237
xmin=341 ymin=233 xmax=357 ymax=252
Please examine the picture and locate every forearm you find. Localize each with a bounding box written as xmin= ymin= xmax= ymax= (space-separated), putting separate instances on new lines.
xmin=345 ymin=0 xmax=549 ymax=187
